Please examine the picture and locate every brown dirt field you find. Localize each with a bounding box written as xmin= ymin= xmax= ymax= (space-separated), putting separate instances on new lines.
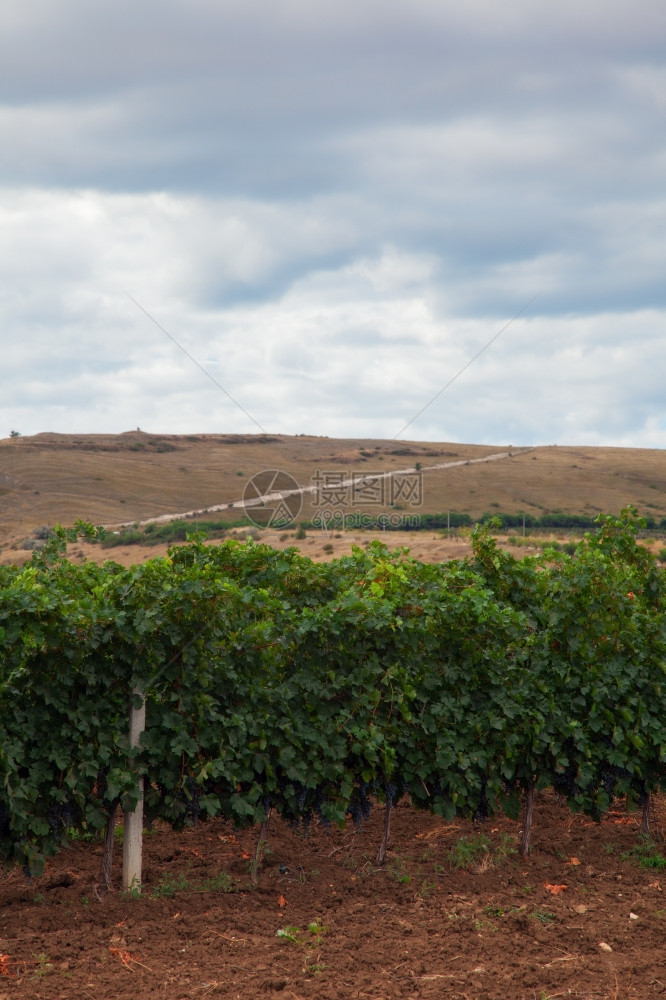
xmin=3 ymin=525 xmax=663 ymax=572
xmin=2 ymin=794 xmax=665 ymax=1000
xmin=71 ymin=529 xmax=478 ymax=569
xmin=0 ymin=526 xmax=477 ymax=569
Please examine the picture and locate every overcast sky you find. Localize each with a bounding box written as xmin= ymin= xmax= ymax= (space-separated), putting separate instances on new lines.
xmin=2 ymin=0 xmax=665 ymax=447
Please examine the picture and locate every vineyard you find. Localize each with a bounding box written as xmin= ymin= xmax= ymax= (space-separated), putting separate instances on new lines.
xmin=1 ymin=507 xmax=665 ymax=879
xmin=2 ymin=507 xmax=666 ymax=997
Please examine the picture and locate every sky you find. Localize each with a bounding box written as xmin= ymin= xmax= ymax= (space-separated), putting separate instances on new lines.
xmin=2 ymin=0 xmax=665 ymax=448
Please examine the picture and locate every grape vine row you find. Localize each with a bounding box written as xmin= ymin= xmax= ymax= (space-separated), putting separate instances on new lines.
xmin=0 ymin=508 xmax=664 ymax=874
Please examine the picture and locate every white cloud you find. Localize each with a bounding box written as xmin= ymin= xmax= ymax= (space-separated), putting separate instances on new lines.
xmin=1 ymin=0 xmax=665 ymax=448
xmin=2 ymin=185 xmax=664 ymax=448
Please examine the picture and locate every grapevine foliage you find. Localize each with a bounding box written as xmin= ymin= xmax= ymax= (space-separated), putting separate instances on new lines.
xmin=0 ymin=509 xmax=664 ymax=873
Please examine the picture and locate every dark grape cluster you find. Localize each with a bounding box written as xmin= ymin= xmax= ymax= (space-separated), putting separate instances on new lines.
xmin=347 ymin=781 xmax=373 ymax=829
xmin=595 ymin=761 xmax=633 ymax=801
xmin=45 ymin=798 xmax=79 ymax=844
xmin=281 ymin=781 xmax=321 ymax=830
xmin=184 ymin=777 xmax=201 ymax=824
xmin=0 ymin=802 xmax=11 ymax=840
xmin=551 ymin=741 xmax=582 ymax=800
xmin=472 ymin=778 xmax=490 ymax=822
xmin=313 ymin=791 xmax=331 ymax=828
xmin=95 ymin=767 xmax=108 ymax=800
xmin=551 ymin=762 xmax=580 ymax=799
xmin=261 ymin=794 xmax=272 ymax=813
xmin=384 ymin=782 xmax=397 ymax=806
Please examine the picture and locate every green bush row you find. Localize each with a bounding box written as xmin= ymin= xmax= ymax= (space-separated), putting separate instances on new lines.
xmin=0 ymin=509 xmax=664 ymax=874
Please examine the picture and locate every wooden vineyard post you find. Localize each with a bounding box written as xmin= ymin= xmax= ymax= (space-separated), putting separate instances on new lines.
xmin=641 ymin=793 xmax=651 ymax=836
xmin=376 ymin=799 xmax=393 ymax=865
xmin=520 ymin=781 xmax=535 ymax=860
xmin=251 ymin=809 xmax=272 ymax=883
xmin=123 ymin=688 xmax=146 ymax=893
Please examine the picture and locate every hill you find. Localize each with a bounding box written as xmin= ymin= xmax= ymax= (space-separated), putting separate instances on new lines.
xmin=1 ymin=431 xmax=666 ymax=562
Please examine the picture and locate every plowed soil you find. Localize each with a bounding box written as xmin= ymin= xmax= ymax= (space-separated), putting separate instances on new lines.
xmin=2 ymin=793 xmax=665 ymax=1000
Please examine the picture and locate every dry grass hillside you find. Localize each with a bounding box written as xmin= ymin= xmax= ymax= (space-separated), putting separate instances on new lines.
xmin=1 ymin=430 xmax=666 ymax=565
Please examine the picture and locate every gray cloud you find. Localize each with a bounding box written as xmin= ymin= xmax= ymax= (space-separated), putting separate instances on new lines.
xmin=1 ymin=0 xmax=665 ymax=447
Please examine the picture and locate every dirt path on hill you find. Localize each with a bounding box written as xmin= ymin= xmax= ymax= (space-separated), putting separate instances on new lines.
xmin=112 ymin=448 xmax=534 ymax=530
